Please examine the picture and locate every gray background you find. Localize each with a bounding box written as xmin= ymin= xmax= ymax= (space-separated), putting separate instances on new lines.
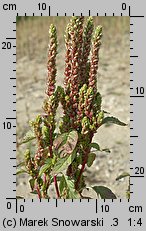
xmin=0 ymin=0 xmax=146 ymax=230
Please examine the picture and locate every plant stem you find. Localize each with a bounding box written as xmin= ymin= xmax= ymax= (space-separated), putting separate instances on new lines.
xmin=44 ymin=173 xmax=47 ymax=185
xmin=36 ymin=184 xmax=41 ymax=199
xmin=54 ymin=175 xmax=60 ymax=198
xmin=75 ymin=151 xmax=88 ymax=190
xmin=49 ymin=126 xmax=53 ymax=158
xmin=75 ymin=133 xmax=93 ymax=190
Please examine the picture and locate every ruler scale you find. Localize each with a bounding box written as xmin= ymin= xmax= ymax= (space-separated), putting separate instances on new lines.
xmin=0 ymin=0 xmax=145 ymax=230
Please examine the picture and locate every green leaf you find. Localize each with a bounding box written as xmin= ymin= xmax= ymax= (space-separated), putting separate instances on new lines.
xmin=87 ymin=153 xmax=96 ymax=167
xmin=19 ymin=130 xmax=35 ymax=145
xmin=67 ymin=182 xmax=80 ymax=199
xmin=29 ymin=178 xmax=35 ymax=191
xmin=89 ymin=143 xmax=100 ymax=151
xmin=96 ymin=92 xmax=102 ymax=110
xmin=51 ymin=150 xmax=76 ymax=176
xmin=30 ymin=190 xmax=38 ymax=195
xmin=60 ymin=175 xmax=80 ymax=199
xmin=16 ymin=169 xmax=27 ymax=175
xmin=116 ymin=172 xmax=130 ymax=181
xmin=59 ymin=175 xmax=66 ymax=195
xmin=39 ymin=159 xmax=52 ymax=177
xmin=89 ymin=143 xmax=110 ymax=154
xmin=53 ymin=130 xmax=78 ymax=157
xmin=92 ymin=186 xmax=117 ymax=199
xmin=101 ymin=116 xmax=127 ymax=126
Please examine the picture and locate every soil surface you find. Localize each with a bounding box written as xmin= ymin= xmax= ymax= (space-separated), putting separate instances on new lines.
xmin=16 ymin=17 xmax=130 ymax=199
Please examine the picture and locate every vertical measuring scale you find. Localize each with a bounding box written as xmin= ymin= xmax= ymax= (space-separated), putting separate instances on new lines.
xmin=0 ymin=0 xmax=145 ymax=230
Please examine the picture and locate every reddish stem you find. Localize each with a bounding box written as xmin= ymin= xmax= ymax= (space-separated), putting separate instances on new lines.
xmin=44 ymin=173 xmax=47 ymax=185
xmin=36 ymin=185 xmax=41 ymax=199
xmin=75 ymin=133 xmax=93 ymax=190
xmin=54 ymin=175 xmax=60 ymax=198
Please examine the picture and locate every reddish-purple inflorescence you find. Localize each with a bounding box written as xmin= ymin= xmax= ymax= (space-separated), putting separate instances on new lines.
xmin=46 ymin=24 xmax=57 ymax=97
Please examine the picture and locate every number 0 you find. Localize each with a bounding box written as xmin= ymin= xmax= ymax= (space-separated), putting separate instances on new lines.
xmin=7 ymin=202 xmax=12 ymax=209
xmin=122 ymin=3 xmax=126 ymax=10
xmin=20 ymin=205 xmax=24 ymax=212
